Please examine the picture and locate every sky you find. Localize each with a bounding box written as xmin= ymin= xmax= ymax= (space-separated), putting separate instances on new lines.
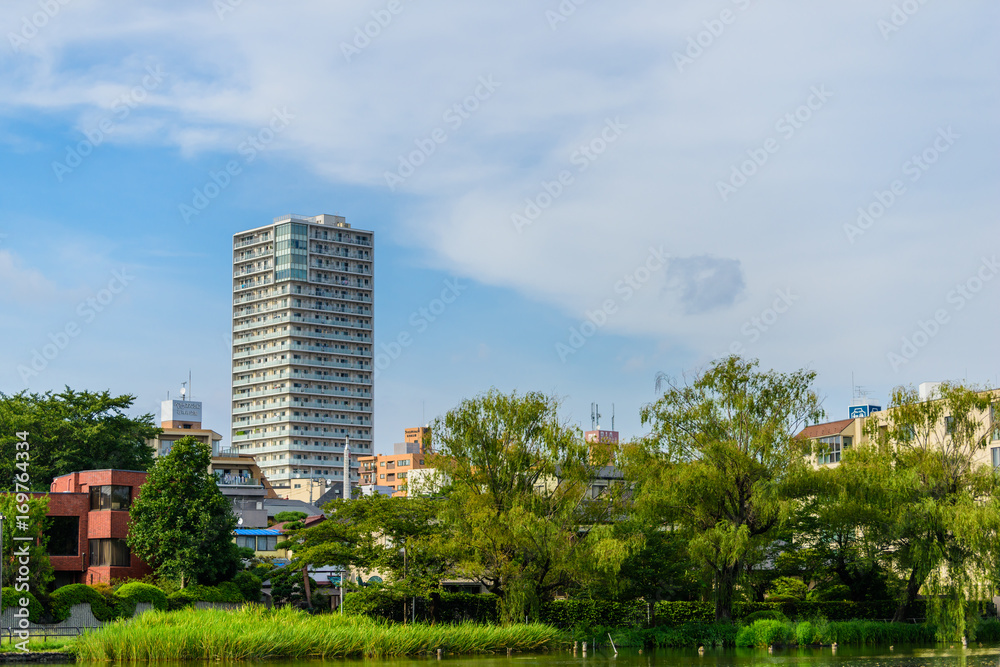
xmin=0 ymin=1 xmax=997 ymax=452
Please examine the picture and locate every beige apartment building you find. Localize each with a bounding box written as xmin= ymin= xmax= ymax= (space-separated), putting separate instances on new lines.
xmin=798 ymin=382 xmax=1000 ymax=469
xmin=231 ymin=214 xmax=374 ymax=489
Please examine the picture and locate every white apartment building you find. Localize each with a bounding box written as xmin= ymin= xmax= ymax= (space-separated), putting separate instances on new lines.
xmin=231 ymin=213 xmax=374 ymax=486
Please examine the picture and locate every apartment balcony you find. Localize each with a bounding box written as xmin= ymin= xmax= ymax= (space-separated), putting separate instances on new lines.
xmin=234 ymin=329 xmax=372 ymax=347
xmin=233 ymin=344 xmax=371 ymax=361
xmin=234 ymin=358 xmax=369 ymax=374
xmin=232 ymin=386 xmax=372 ymax=401
xmin=231 ymin=430 xmax=372 ymax=443
xmin=233 ymin=414 xmax=372 ymax=429
xmin=232 ymin=402 xmax=370 ymax=416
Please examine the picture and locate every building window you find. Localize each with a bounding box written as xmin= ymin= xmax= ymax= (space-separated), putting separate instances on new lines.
xmin=257 ymin=536 xmax=278 ymax=551
xmin=236 ymin=536 xmax=256 ymax=549
xmin=47 ymin=516 xmax=79 ymax=556
xmin=817 ymin=436 xmax=842 ymax=465
xmin=992 ymin=447 xmax=1000 ymax=469
xmin=89 ymin=539 xmax=131 ymax=567
xmin=89 ymin=485 xmax=132 ymax=511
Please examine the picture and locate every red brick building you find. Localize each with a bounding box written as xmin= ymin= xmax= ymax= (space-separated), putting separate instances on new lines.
xmin=41 ymin=470 xmax=153 ymax=587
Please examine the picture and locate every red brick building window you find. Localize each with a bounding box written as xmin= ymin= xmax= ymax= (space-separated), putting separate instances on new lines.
xmin=89 ymin=485 xmax=132 ymax=511
xmin=89 ymin=539 xmax=131 ymax=566
xmin=47 ymin=516 xmax=79 ymax=556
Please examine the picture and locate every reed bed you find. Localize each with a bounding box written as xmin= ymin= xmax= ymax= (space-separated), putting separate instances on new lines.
xmin=73 ymin=604 xmax=561 ymax=662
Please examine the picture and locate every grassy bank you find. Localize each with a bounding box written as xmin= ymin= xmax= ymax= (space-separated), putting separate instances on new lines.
xmin=74 ymin=605 xmax=561 ymax=661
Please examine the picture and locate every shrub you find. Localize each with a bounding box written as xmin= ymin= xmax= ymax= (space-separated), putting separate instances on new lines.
xmin=49 ymin=583 xmax=131 ymax=622
xmin=752 ymin=620 xmax=794 ymax=647
xmin=744 ymin=609 xmax=788 ymax=624
xmin=180 ymin=583 xmax=245 ymax=604
xmin=768 ymin=577 xmax=809 ymax=601
xmin=796 ymin=621 xmax=815 ymax=645
xmin=233 ymin=572 xmax=262 ymax=603
xmin=976 ymin=618 xmax=1000 ymax=642
xmin=116 ymin=582 xmax=168 ymax=611
xmin=274 ymin=511 xmax=308 ymax=524
xmin=1 ymin=587 xmax=44 ymax=622
xmin=167 ymin=591 xmax=196 ymax=611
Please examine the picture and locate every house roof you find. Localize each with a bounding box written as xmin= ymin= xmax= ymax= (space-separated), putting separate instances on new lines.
xmin=795 ymin=418 xmax=856 ymax=440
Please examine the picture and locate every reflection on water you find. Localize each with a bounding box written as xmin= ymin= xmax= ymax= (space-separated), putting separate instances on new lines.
xmin=59 ymin=645 xmax=1000 ymax=667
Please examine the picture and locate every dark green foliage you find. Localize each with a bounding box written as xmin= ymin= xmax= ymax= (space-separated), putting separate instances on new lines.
xmin=48 ymin=583 xmax=132 ymax=622
xmin=116 ymin=582 xmax=167 ymax=611
xmin=233 ymin=572 xmax=262 ymax=602
xmin=342 ymin=588 xmax=502 ymax=624
xmin=540 ymin=599 xmax=647 ymax=629
xmin=274 ymin=511 xmax=308 ymax=524
xmin=1 ymin=587 xmax=43 ymax=622
xmin=743 ymin=609 xmax=788 ymax=623
xmin=975 ymin=618 xmax=1000 ymax=641
xmin=736 ymin=619 xmax=795 ymax=647
xmin=165 ymin=583 xmax=244 ymax=610
xmin=0 ymin=389 xmax=159 ymax=491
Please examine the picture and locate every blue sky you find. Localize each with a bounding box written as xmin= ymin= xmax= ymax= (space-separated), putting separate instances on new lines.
xmin=1 ymin=0 xmax=998 ymax=451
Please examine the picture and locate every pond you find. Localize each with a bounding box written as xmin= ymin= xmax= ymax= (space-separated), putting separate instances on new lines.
xmin=21 ymin=645 xmax=1000 ymax=666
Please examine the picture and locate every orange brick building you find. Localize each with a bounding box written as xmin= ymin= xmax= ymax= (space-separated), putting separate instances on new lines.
xmin=359 ymin=427 xmax=432 ymax=497
xmin=41 ymin=470 xmax=153 ymax=587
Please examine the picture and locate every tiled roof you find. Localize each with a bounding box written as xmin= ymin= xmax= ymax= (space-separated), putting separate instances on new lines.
xmin=795 ymin=418 xmax=856 ymax=439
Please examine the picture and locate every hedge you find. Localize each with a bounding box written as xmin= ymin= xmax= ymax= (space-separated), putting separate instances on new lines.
xmin=116 ymin=582 xmax=168 ymax=611
xmin=1 ymin=587 xmax=43 ymax=622
xmin=342 ymin=589 xmax=501 ymax=623
xmin=167 ymin=582 xmax=247 ymax=610
xmin=49 ymin=584 xmax=133 ymax=622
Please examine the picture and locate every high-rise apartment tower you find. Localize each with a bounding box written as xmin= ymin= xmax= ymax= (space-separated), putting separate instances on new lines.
xmin=231 ymin=214 xmax=374 ymax=489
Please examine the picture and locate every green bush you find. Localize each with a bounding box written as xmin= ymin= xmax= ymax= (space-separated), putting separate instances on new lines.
xmin=976 ymin=618 xmax=1000 ymax=642
xmin=744 ymin=609 xmax=788 ymax=624
xmin=796 ymin=621 xmax=815 ymax=645
xmin=167 ymin=591 xmax=196 ymax=611
xmin=116 ymin=582 xmax=167 ymax=611
xmin=49 ymin=584 xmax=131 ymax=622
xmin=768 ymin=577 xmax=809 ymax=601
xmin=1 ymin=587 xmax=43 ymax=622
xmin=274 ymin=511 xmax=308 ymax=523
xmin=179 ymin=583 xmax=245 ymax=604
xmin=541 ymin=599 xmax=647 ymax=629
xmin=743 ymin=620 xmax=794 ymax=647
xmin=233 ymin=572 xmax=262 ymax=603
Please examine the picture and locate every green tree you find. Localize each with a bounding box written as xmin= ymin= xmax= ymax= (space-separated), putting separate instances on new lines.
xmin=0 ymin=389 xmax=159 ymax=491
xmin=0 ymin=494 xmax=52 ymax=593
xmin=851 ymin=383 xmax=1000 ymax=636
xmin=127 ymin=437 xmax=241 ymax=587
xmin=431 ymin=389 xmax=632 ymax=623
xmin=287 ymin=493 xmax=452 ymax=618
xmin=626 ymin=356 xmax=823 ymax=621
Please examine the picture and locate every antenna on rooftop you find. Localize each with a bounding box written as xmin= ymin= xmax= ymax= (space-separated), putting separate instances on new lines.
xmin=611 ymin=404 xmax=615 ymax=431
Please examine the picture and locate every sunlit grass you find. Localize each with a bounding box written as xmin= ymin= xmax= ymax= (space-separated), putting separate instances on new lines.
xmin=74 ymin=604 xmax=561 ymax=661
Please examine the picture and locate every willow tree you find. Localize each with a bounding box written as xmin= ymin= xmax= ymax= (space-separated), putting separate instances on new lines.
xmin=626 ymin=356 xmax=823 ymax=621
xmin=854 ymin=383 xmax=1000 ymax=636
xmin=431 ymin=389 xmax=633 ymax=623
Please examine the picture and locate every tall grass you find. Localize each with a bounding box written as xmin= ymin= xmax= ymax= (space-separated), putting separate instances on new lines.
xmin=74 ymin=605 xmax=560 ymax=661
xmin=734 ymin=619 xmax=937 ymax=647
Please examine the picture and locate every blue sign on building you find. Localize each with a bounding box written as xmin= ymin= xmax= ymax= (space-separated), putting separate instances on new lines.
xmin=849 ymin=404 xmax=881 ymax=418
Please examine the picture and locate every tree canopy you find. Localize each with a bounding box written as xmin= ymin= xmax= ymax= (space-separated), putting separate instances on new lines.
xmin=0 ymin=388 xmax=159 ymax=491
xmin=625 ymin=355 xmax=823 ymax=620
